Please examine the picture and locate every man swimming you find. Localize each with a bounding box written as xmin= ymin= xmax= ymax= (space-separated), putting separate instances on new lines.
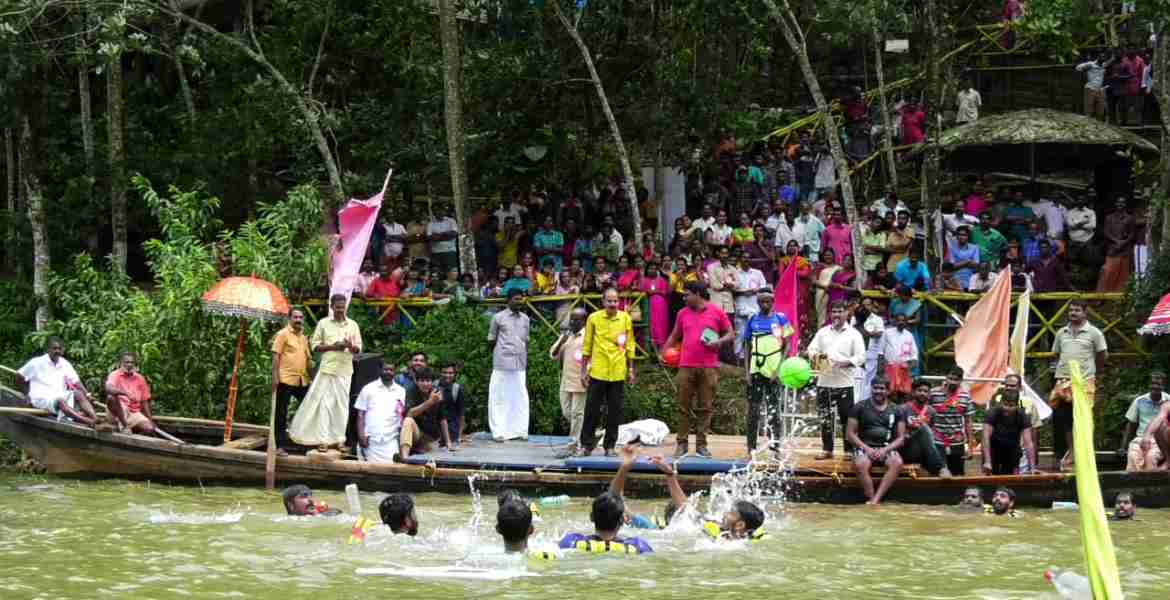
xmin=379 ymin=493 xmax=419 ymax=536
xmin=957 ymin=486 xmax=983 ymax=512
xmin=606 ymin=444 xmax=686 ymax=530
xmin=558 ymin=489 xmax=653 ymax=554
xmin=281 ymin=484 xmax=341 ymax=516
xmin=702 ymin=500 xmax=768 ymax=541
xmin=1110 ymin=492 xmax=1136 ymax=520
xmin=987 ymin=486 xmax=1018 ymax=517
xmin=497 ymin=499 xmax=535 ymax=553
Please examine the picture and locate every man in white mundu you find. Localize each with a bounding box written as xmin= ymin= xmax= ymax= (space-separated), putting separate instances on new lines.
xmin=289 ymin=294 xmax=363 ymax=450
xmin=487 ymin=289 xmax=531 ymax=441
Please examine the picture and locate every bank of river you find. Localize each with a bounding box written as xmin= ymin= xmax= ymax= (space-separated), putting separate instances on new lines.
xmin=2 ymin=474 xmax=1168 ymax=599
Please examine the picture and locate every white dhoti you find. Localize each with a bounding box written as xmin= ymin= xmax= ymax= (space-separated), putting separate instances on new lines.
xmin=488 ymin=369 xmax=529 ymax=440
xmin=30 ymin=392 xmax=74 ymax=422
xmin=288 ymin=372 xmax=351 ymax=447
xmin=362 ymin=435 xmax=399 ymax=463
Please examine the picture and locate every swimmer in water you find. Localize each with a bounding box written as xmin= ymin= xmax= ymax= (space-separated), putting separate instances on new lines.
xmin=1110 ymin=492 xmax=1136 ymax=520
xmin=497 ymin=499 xmax=534 ymax=553
xmin=558 ymin=488 xmax=654 ymax=554
xmin=957 ymin=486 xmax=983 ymax=512
xmin=281 ymin=484 xmax=341 ymax=516
xmin=607 ymin=445 xmax=686 ymax=529
xmin=703 ymin=500 xmax=767 ymax=541
xmin=379 ymin=493 xmax=419 ymax=536
xmin=986 ymin=486 xmax=1018 ymax=517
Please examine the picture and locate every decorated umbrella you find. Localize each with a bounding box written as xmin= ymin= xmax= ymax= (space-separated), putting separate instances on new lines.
xmin=1138 ymin=293 xmax=1170 ymax=336
xmin=201 ymin=276 xmax=290 ymax=443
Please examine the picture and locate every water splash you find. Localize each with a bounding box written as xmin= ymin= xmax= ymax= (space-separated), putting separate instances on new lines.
xmin=147 ymin=511 xmax=244 ymax=525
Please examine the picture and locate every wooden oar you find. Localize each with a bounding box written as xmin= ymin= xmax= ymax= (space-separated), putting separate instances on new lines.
xmin=265 ymin=388 xmax=279 ymax=491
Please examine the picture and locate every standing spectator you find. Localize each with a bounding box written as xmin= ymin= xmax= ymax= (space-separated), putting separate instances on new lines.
xmin=1024 ymin=193 xmax=1065 ymax=242
xmin=871 ymin=191 xmax=908 ymax=221
xmin=1028 ymin=239 xmax=1071 ymax=291
xmin=732 ymin=252 xmax=767 ymax=359
xmin=981 ymin=382 xmax=1037 ymax=475
xmin=579 ymin=289 xmax=636 ymax=457
xmin=664 ymin=282 xmax=735 ymax=457
xmin=859 ymin=213 xmax=887 ymax=277
xmin=428 ymin=207 xmax=459 ymax=272
xmin=532 ymin=216 xmax=565 ymax=271
xmin=793 ymin=201 xmax=825 ymax=261
xmin=550 ymin=308 xmax=588 ymax=458
xmin=807 ymin=301 xmax=867 ymax=460
xmin=561 ymin=219 xmax=580 ymax=268
xmin=1097 ymin=197 xmax=1136 ymax=292
xmin=641 ymin=261 xmax=672 ymax=349
xmin=1064 ymin=194 xmax=1098 ymax=287
xmin=900 ymin=101 xmax=926 ymax=146
xmin=963 ymin=179 xmax=991 ymax=217
xmin=929 ymin=367 xmax=974 ymax=476
xmin=955 ymin=77 xmax=982 ymax=124
xmin=1048 ymin=299 xmax=1108 ymax=470
xmin=812 ymin=248 xmax=842 ymax=328
xmin=794 ymin=146 xmax=816 ymax=204
xmin=1125 ymin=50 xmax=1146 ymax=125
xmin=1021 ymin=220 xmax=1045 ymax=263
xmin=497 ymin=216 xmax=522 ymax=269
xmin=1001 ymin=192 xmax=1035 ymax=243
xmin=745 ymin=224 xmax=778 ymax=284
xmin=595 ymin=218 xmax=624 ymax=264
xmin=559 ymin=192 xmax=585 ymax=228
xmin=934 ymin=262 xmax=963 ymax=291
xmin=1106 ymin=49 xmax=1132 ymax=125
xmin=877 ymin=314 xmax=919 ymax=401
xmin=971 ymin=212 xmax=1008 ymax=265
xmin=406 ymin=211 xmax=431 ymax=265
xmin=893 ymin=247 xmax=931 ymax=290
xmin=289 ymin=294 xmax=362 ymax=450
xmin=706 ymin=245 xmax=737 ymax=320
xmin=487 ymin=290 xmax=532 ymax=442
xmin=691 ymin=204 xmax=716 ymax=236
xmin=705 ymin=210 xmax=734 ymax=248
xmin=1119 ymin=371 xmax=1166 ymax=472
xmin=475 ymin=218 xmax=500 ymax=275
xmin=438 ymin=363 xmax=468 ymax=446
xmin=941 ymin=198 xmax=979 ymax=252
xmin=574 ymin=225 xmax=596 ymax=272
xmin=731 ymin=211 xmax=755 ymax=246
xmin=822 ymin=209 xmax=854 ymax=266
xmin=354 ymin=359 xmax=406 ymax=463
xmin=884 ymin=210 xmax=914 ymax=272
xmin=967 ymin=261 xmax=997 ymax=292
xmin=1076 ymin=51 xmax=1112 ymax=120
xmin=777 ymin=239 xmax=814 ymax=335
xmin=813 ymin=143 xmax=836 ymax=202
xmin=270 ymin=310 xmax=312 ymax=455
xmin=380 ymin=214 xmax=408 ymax=271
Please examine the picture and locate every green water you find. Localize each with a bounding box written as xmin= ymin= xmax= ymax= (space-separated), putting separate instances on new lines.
xmin=2 ymin=474 xmax=1168 ymax=599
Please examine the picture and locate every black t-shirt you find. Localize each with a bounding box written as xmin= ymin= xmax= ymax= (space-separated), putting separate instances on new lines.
xmin=984 ymin=406 xmax=1031 ymax=447
xmin=850 ymin=400 xmax=904 ymax=448
xmin=406 ymin=387 xmax=448 ymax=440
xmin=439 ymin=382 xmax=465 ymax=420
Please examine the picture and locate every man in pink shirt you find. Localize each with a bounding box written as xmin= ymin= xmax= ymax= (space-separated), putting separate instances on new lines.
xmin=105 ymin=351 xmax=157 ymax=435
xmin=664 ymin=281 xmax=734 ymax=458
xmin=821 ymin=208 xmax=853 ymax=265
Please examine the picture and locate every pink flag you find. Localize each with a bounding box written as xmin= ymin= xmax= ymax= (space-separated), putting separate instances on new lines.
xmin=773 ymin=259 xmax=801 ymax=356
xmin=329 ymin=171 xmax=390 ymax=303
xmin=954 ymin=267 xmax=1012 ymax=406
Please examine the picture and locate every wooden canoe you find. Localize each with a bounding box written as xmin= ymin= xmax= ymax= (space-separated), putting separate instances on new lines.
xmin=3 ymin=411 xmax=1169 ymax=507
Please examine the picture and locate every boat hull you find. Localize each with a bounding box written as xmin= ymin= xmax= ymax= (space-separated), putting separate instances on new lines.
xmin=3 ymin=413 xmax=1168 ymax=506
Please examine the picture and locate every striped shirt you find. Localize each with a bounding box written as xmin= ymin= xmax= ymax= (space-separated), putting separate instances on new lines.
xmin=928 ymin=387 xmax=973 ymax=446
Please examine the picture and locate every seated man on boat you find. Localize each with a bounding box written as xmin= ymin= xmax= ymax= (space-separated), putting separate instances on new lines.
xmin=958 ymin=486 xmax=984 ymax=512
xmin=1109 ymin=492 xmax=1136 ymax=521
xmin=985 ymin=486 xmax=1018 ymax=517
xmin=15 ymin=337 xmax=98 ymax=426
xmin=282 ymin=484 xmax=341 ymax=516
xmin=558 ymin=490 xmax=653 ymax=554
xmin=1119 ymin=371 xmax=1165 ymax=472
xmin=379 ymin=493 xmax=418 ymax=536
xmin=981 ymin=379 xmax=1037 ymax=475
xmin=896 ymin=379 xmax=945 ymax=476
xmin=437 ymin=362 xmax=467 ymax=448
xmin=845 ymin=376 xmax=907 ymax=506
xmin=354 ymin=358 xmax=406 ymax=463
xmin=1148 ymin=401 xmax=1170 ymax=470
xmin=103 ymin=352 xmax=156 ymax=435
xmin=398 ymin=368 xmax=454 ymax=459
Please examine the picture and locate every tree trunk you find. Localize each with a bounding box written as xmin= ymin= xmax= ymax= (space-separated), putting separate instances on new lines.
xmin=437 ymin=0 xmax=475 ymax=274
xmin=1156 ymin=25 xmax=1170 ymax=255
xmin=165 ymin=1 xmax=345 ymax=203
xmin=767 ymin=0 xmax=863 ymax=284
xmin=108 ymin=54 xmax=128 ymax=274
xmin=20 ymin=115 xmax=51 ymax=330
xmin=873 ymin=26 xmax=897 ymax=189
xmin=79 ymin=64 xmax=95 ymax=174
xmin=4 ymin=128 xmax=16 ymax=275
xmin=920 ymin=0 xmax=942 ymax=228
xmin=553 ymin=2 xmax=642 ymax=248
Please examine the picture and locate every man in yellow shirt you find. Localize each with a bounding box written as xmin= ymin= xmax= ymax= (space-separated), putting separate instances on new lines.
xmin=289 ymin=294 xmax=363 ymax=450
xmin=270 ymin=309 xmax=313 ymax=455
xmin=579 ymin=288 xmax=636 ymax=457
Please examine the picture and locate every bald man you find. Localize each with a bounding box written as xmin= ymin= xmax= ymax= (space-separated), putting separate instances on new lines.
xmin=551 ymin=307 xmax=589 ymax=458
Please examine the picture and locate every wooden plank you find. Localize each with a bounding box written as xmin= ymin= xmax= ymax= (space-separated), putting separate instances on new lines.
xmin=221 ymin=434 xmax=268 ymax=450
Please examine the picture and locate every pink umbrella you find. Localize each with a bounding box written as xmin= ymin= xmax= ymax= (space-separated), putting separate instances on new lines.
xmin=1138 ymin=293 xmax=1170 ymax=336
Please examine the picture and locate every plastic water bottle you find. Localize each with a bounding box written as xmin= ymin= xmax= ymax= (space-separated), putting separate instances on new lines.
xmin=1045 ymin=569 xmax=1091 ymax=600
xmin=1051 ymin=501 xmax=1079 ymax=511
xmin=538 ymin=495 xmax=570 ymax=508
xmin=345 ymin=483 xmax=362 ymax=515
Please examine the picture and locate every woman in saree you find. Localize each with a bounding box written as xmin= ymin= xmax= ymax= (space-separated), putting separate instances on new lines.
xmin=776 ymin=239 xmax=813 ymax=340
xmin=888 ymin=283 xmax=925 ymax=376
xmin=640 ymin=260 xmax=671 ymax=349
xmin=811 ymin=247 xmax=842 ymax=328
xmin=744 ymin=223 xmax=777 ymax=285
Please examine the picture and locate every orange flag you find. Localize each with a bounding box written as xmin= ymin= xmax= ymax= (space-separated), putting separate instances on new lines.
xmin=953 ymin=268 xmax=1012 ymax=406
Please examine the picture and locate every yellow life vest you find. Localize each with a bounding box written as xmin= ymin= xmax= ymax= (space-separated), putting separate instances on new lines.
xmin=527 ymin=550 xmax=557 ymax=561
xmin=983 ymin=504 xmax=1020 ymax=518
xmin=702 ymin=520 xmax=770 ymax=543
xmin=573 ymin=539 xmax=642 ymax=555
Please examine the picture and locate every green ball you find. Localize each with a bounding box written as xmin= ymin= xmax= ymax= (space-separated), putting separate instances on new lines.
xmin=779 ymin=357 xmax=813 ymax=389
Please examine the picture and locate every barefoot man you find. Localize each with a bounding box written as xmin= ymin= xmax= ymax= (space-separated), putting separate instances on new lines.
xmin=16 ymin=337 xmax=97 ymax=426
xmin=104 ymin=352 xmax=156 ymax=435
xmin=289 ymin=294 xmax=362 ymax=451
xmin=846 ymin=376 xmax=906 ymax=505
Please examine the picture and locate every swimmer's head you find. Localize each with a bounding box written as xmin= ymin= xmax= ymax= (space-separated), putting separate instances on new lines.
xmin=591 ymin=491 xmax=626 ymax=533
xmin=991 ymin=487 xmax=1015 ymax=515
xmin=1114 ymin=492 xmax=1136 ymax=519
xmin=958 ymin=486 xmax=983 ymax=510
xmin=379 ymin=493 xmax=418 ymax=536
xmin=723 ymin=500 xmax=765 ymax=538
xmin=662 ymin=501 xmax=679 ymax=526
xmin=281 ymin=484 xmax=315 ymax=515
xmin=497 ymin=489 xmax=524 ymax=508
xmin=496 ymin=500 xmax=534 ymax=551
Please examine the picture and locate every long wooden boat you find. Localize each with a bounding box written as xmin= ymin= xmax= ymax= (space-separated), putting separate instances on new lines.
xmin=3 ymin=411 xmax=1169 ymax=507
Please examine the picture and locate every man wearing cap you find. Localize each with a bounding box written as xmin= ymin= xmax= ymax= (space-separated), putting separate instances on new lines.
xmin=741 ymin=288 xmax=794 ymax=453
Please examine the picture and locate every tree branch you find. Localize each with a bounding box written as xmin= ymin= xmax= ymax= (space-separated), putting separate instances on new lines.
xmin=306 ymin=1 xmax=333 ymax=97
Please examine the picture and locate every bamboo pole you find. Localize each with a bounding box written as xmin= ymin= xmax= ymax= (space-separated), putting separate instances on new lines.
xmin=224 ymin=318 xmax=248 ymax=442
xmin=264 ymin=388 xmax=279 ymax=491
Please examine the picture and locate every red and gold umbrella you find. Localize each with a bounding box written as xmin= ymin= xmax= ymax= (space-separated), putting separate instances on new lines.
xmin=1138 ymin=293 xmax=1170 ymax=336
xmin=201 ymin=276 xmax=290 ymax=442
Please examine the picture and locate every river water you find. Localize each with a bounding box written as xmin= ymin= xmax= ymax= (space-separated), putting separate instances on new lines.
xmin=2 ymin=473 xmax=1168 ymax=599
